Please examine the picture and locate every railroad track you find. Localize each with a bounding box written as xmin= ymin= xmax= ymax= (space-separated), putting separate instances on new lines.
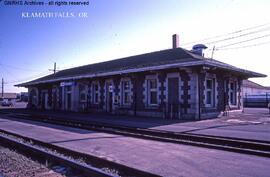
xmin=2 ymin=111 xmax=270 ymax=158
xmin=0 ymin=128 xmax=160 ymax=177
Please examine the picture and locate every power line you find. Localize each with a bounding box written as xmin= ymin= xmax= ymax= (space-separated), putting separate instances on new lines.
xmin=215 ymin=40 xmax=270 ymax=51
xmin=181 ymin=22 xmax=270 ymax=46
xmin=205 ymin=26 xmax=270 ymax=45
xmin=5 ymin=70 xmax=51 ymax=85
xmin=0 ymin=64 xmax=20 ymax=81
xmin=0 ymin=63 xmax=41 ymax=72
xmin=3 ymin=62 xmax=63 ymax=85
xmin=216 ymin=33 xmax=270 ymax=49
xmin=1 ymin=62 xmax=60 ymax=85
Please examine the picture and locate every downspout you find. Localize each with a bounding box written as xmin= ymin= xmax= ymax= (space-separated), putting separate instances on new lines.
xmin=133 ymin=76 xmax=137 ymax=116
xmin=198 ymin=71 xmax=201 ymax=120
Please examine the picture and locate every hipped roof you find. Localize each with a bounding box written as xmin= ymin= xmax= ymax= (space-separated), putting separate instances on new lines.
xmin=16 ymin=48 xmax=266 ymax=87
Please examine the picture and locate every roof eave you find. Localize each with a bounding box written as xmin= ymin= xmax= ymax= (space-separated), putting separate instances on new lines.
xmin=204 ymin=61 xmax=266 ymax=78
xmin=16 ymin=59 xmax=204 ymax=87
xmin=16 ymin=59 xmax=267 ymax=87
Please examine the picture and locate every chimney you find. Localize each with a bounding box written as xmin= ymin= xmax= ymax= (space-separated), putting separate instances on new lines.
xmin=172 ymin=34 xmax=179 ymax=49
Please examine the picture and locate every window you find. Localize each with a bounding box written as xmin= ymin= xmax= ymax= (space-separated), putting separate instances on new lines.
xmin=205 ymin=78 xmax=215 ymax=107
xmin=66 ymin=86 xmax=71 ymax=92
xmin=79 ymin=84 xmax=87 ymax=102
xmin=147 ymin=79 xmax=158 ymax=105
xmin=122 ymin=80 xmax=131 ymax=105
xmin=92 ymin=83 xmax=99 ymax=104
xmin=229 ymin=81 xmax=237 ymax=105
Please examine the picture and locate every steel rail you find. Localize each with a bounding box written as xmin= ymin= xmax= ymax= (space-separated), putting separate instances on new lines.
xmin=0 ymin=128 xmax=160 ymax=177
xmin=0 ymin=133 xmax=114 ymax=177
xmin=2 ymin=112 xmax=270 ymax=158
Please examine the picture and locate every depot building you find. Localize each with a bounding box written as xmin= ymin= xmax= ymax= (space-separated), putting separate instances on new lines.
xmin=16 ymin=34 xmax=266 ymax=120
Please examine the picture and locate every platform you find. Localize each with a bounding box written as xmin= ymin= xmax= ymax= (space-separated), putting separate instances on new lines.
xmin=1 ymin=108 xmax=270 ymax=142
xmin=0 ymin=116 xmax=269 ymax=177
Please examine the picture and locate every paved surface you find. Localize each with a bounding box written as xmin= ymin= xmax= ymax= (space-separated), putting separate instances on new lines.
xmin=153 ymin=108 xmax=270 ymax=141
xmin=1 ymin=108 xmax=270 ymax=142
xmin=0 ymin=117 xmax=269 ymax=177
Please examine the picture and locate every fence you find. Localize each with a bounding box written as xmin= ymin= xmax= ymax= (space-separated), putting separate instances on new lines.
xmin=243 ymin=93 xmax=270 ymax=108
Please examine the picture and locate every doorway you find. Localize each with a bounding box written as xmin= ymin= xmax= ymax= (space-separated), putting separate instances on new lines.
xmin=41 ymin=92 xmax=49 ymax=110
xmin=167 ymin=77 xmax=180 ymax=119
xmin=64 ymin=86 xmax=72 ymax=111
xmin=52 ymin=91 xmax=57 ymax=110
xmin=105 ymin=81 xmax=114 ymax=113
xmin=67 ymin=93 xmax=72 ymax=111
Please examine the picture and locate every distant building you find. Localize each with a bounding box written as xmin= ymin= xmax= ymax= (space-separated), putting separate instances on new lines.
xmin=0 ymin=93 xmax=17 ymax=102
xmin=19 ymin=92 xmax=29 ymax=102
xmin=242 ymin=80 xmax=270 ymax=95
xmin=16 ymin=34 xmax=266 ymax=119
xmin=242 ymin=80 xmax=270 ymax=108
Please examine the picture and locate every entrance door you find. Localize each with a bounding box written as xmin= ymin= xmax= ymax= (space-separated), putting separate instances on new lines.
xmin=53 ymin=91 xmax=57 ymax=110
xmin=67 ymin=93 xmax=72 ymax=111
xmin=30 ymin=89 xmax=37 ymax=107
xmin=106 ymin=82 xmax=113 ymax=113
xmin=44 ymin=93 xmax=49 ymax=110
xmin=108 ymin=92 xmax=113 ymax=112
xmin=41 ymin=93 xmax=46 ymax=109
xmin=167 ymin=77 xmax=180 ymax=119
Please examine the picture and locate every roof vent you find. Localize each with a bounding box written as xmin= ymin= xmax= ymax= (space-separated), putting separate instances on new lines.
xmin=191 ymin=44 xmax=208 ymax=56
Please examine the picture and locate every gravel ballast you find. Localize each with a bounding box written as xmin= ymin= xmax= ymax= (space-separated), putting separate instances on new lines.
xmin=0 ymin=145 xmax=65 ymax=177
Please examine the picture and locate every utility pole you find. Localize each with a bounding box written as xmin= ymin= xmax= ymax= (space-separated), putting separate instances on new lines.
xmin=1 ymin=78 xmax=4 ymax=98
xmin=53 ymin=62 xmax=56 ymax=74
xmin=49 ymin=62 xmax=58 ymax=74
xmin=211 ymin=46 xmax=215 ymax=59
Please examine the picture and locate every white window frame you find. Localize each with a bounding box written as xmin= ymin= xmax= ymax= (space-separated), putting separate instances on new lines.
xmin=205 ymin=77 xmax=216 ymax=108
xmin=147 ymin=78 xmax=158 ymax=106
xmin=121 ymin=80 xmax=131 ymax=105
xmin=92 ymin=82 xmax=99 ymax=104
xmin=229 ymin=80 xmax=237 ymax=106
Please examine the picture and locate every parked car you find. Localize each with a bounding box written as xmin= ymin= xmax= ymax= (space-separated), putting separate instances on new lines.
xmin=1 ymin=100 xmax=13 ymax=107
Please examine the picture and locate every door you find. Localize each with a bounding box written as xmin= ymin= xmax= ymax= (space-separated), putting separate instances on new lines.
xmin=30 ymin=89 xmax=37 ymax=107
xmin=106 ymin=82 xmax=113 ymax=113
xmin=108 ymin=92 xmax=113 ymax=112
xmin=44 ymin=93 xmax=49 ymax=110
xmin=167 ymin=77 xmax=180 ymax=119
xmin=41 ymin=93 xmax=46 ymax=109
xmin=53 ymin=91 xmax=57 ymax=110
xmin=67 ymin=93 xmax=72 ymax=111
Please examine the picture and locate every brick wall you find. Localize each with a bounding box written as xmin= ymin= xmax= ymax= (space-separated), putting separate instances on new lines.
xmin=179 ymin=70 xmax=190 ymax=114
xmin=30 ymin=68 xmax=244 ymax=119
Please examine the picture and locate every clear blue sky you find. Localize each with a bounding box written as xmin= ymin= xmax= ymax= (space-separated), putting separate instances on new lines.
xmin=1 ymin=0 xmax=270 ymax=93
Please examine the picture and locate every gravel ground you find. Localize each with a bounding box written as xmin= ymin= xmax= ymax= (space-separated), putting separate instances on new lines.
xmin=0 ymin=132 xmax=119 ymax=177
xmin=0 ymin=145 xmax=65 ymax=177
